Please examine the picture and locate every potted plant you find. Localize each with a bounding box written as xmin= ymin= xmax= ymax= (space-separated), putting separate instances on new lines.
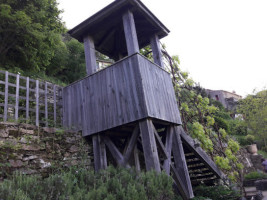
xmin=245 ymin=135 xmax=257 ymax=155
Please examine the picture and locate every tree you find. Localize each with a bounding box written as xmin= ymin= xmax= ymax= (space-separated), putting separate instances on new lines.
xmin=238 ymin=89 xmax=267 ymax=147
xmin=0 ymin=0 xmax=65 ymax=73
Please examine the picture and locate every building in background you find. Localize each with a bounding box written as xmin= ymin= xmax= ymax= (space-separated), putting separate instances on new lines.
xmin=206 ymin=89 xmax=242 ymax=111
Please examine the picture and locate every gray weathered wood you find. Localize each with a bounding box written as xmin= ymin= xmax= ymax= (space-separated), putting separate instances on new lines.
xmin=45 ymin=82 xmax=48 ymax=126
xmin=53 ymin=85 xmax=57 ymax=126
xmin=122 ymin=10 xmax=139 ymax=55
xmin=179 ymin=126 xmax=223 ymax=179
xmin=134 ymin=145 xmax=140 ymax=171
xmin=26 ymin=77 xmax=29 ymax=119
xmin=63 ymin=54 xmax=181 ymax=136
xmin=100 ymin=137 xmax=107 ymax=169
xmin=4 ymin=71 xmax=8 ymax=121
xmin=153 ymin=126 xmax=168 ymax=159
xmin=35 ymin=80 xmax=39 ymax=126
xmin=163 ymin=126 xmax=174 ymax=175
xmin=123 ymin=125 xmax=140 ymax=164
xmin=172 ymin=126 xmax=194 ymax=198
xmin=103 ymin=135 xmax=124 ymax=165
xmin=150 ymin=34 xmax=164 ymax=67
xmin=92 ymin=135 xmax=102 ymax=172
xmin=83 ymin=35 xmax=97 ymax=76
xmin=139 ymin=119 xmax=161 ymax=172
xmin=15 ymin=74 xmax=20 ymax=120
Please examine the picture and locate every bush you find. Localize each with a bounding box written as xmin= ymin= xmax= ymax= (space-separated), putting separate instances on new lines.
xmin=192 ymin=185 xmax=240 ymax=200
xmin=244 ymin=171 xmax=267 ymax=180
xmin=0 ymin=167 xmax=175 ymax=200
xmin=214 ymin=116 xmax=230 ymax=132
xmin=229 ymin=119 xmax=247 ymax=135
xmin=245 ymin=134 xmax=255 ymax=145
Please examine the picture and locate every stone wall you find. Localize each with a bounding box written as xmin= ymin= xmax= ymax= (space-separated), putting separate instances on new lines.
xmin=0 ymin=122 xmax=93 ymax=180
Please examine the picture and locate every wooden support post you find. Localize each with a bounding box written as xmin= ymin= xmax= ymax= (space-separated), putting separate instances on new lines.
xmin=35 ymin=80 xmax=39 ymax=126
xmin=26 ymin=77 xmax=29 ymax=120
xmin=123 ymin=10 xmax=139 ymax=56
xmin=150 ymin=34 xmax=164 ymax=68
xmin=83 ymin=35 xmax=97 ymax=76
xmin=93 ymin=134 xmax=107 ymax=171
xmin=163 ymin=126 xmax=174 ymax=175
xmin=15 ymin=74 xmax=20 ymax=121
xmin=53 ymin=85 xmax=57 ymax=126
xmin=134 ymin=145 xmax=140 ymax=171
xmin=139 ymin=119 xmax=161 ymax=172
xmin=45 ymin=82 xmax=48 ymax=127
xmin=173 ymin=126 xmax=194 ymax=198
xmin=4 ymin=71 xmax=8 ymax=121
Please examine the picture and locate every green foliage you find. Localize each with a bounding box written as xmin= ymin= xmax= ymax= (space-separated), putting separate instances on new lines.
xmin=238 ymin=89 xmax=267 ymax=147
xmin=245 ymin=134 xmax=255 ymax=145
xmin=0 ymin=0 xmax=65 ymax=73
xmin=229 ymin=119 xmax=247 ymax=135
xmin=192 ymin=185 xmax=240 ymax=200
xmin=213 ymin=116 xmax=230 ymax=132
xmin=0 ymin=167 xmax=176 ymax=200
xmin=244 ymin=171 xmax=267 ymax=180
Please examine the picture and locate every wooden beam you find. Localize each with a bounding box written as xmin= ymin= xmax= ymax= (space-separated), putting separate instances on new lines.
xmin=153 ymin=125 xmax=168 ymax=159
xmin=93 ymin=134 xmax=107 ymax=172
xmin=170 ymin=163 xmax=193 ymax=200
xmin=163 ymin=126 xmax=174 ymax=175
xmin=179 ymin=126 xmax=223 ymax=179
xmin=103 ymin=136 xmax=124 ymax=166
xmin=15 ymin=74 xmax=20 ymax=121
xmin=173 ymin=126 xmax=194 ymax=198
xmin=134 ymin=145 xmax=140 ymax=172
xmin=122 ymin=10 xmax=139 ymax=55
xmin=150 ymin=34 xmax=164 ymax=67
xmin=123 ymin=125 xmax=140 ymax=164
xmin=4 ymin=71 xmax=8 ymax=121
xmin=83 ymin=35 xmax=97 ymax=76
xmin=35 ymin=80 xmax=39 ymax=126
xmin=26 ymin=77 xmax=29 ymax=120
xmin=139 ymin=119 xmax=161 ymax=172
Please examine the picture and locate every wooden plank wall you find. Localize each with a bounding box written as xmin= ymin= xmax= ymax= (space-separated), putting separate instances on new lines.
xmin=137 ymin=55 xmax=182 ymax=124
xmin=0 ymin=70 xmax=63 ymax=126
xmin=63 ymin=54 xmax=181 ymax=136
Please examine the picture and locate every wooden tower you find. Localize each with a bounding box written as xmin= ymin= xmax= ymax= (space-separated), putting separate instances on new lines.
xmin=63 ymin=0 xmax=223 ymax=199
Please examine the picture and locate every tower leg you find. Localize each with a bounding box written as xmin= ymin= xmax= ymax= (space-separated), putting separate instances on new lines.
xmin=139 ymin=119 xmax=161 ymax=172
xmin=92 ymin=134 xmax=107 ymax=171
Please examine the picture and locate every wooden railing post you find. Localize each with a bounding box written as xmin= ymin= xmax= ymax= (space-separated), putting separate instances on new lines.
xmin=35 ymin=80 xmax=39 ymax=126
xmin=84 ymin=36 xmax=97 ymax=76
xmin=53 ymin=85 xmax=57 ymax=126
xmin=45 ymin=82 xmax=48 ymax=127
xmin=15 ymin=74 xmax=20 ymax=120
xmin=150 ymin=34 xmax=164 ymax=68
xmin=26 ymin=77 xmax=29 ymax=120
xmin=4 ymin=71 xmax=9 ymax=121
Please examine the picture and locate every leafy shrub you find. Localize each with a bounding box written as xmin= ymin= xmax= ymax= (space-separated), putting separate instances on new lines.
xmin=244 ymin=171 xmax=267 ymax=180
xmin=193 ymin=185 xmax=240 ymax=200
xmin=229 ymin=120 xmax=247 ymax=135
xmin=0 ymin=166 xmax=175 ymax=200
xmin=214 ymin=116 xmax=230 ymax=132
xmin=245 ymin=134 xmax=255 ymax=145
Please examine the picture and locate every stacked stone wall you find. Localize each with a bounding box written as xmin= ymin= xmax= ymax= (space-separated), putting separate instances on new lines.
xmin=0 ymin=122 xmax=92 ymax=180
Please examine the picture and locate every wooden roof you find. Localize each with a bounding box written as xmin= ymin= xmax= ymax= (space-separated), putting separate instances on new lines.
xmin=68 ymin=0 xmax=170 ymax=60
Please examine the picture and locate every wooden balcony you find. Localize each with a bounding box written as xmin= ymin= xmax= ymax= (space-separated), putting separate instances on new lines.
xmin=63 ymin=53 xmax=181 ymax=136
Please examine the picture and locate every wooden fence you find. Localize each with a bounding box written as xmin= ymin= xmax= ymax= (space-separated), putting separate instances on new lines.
xmin=0 ymin=70 xmax=63 ymax=127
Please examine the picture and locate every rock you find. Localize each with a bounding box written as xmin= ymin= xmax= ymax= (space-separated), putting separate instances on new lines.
xmin=43 ymin=127 xmax=56 ymax=134
xmin=22 ymin=144 xmax=40 ymax=151
xmin=9 ymin=159 xmax=23 ymax=168
xmin=20 ymin=123 xmax=36 ymax=130
xmin=20 ymin=137 xmax=28 ymax=144
xmin=19 ymin=128 xmax=34 ymax=135
xmin=69 ymin=145 xmax=79 ymax=153
xmin=66 ymin=137 xmax=76 ymax=143
xmin=39 ymin=159 xmax=51 ymax=168
xmin=0 ymin=129 xmax=8 ymax=138
xmin=18 ymin=168 xmax=37 ymax=175
xmin=8 ymin=129 xmax=20 ymax=137
xmin=23 ymin=155 xmax=38 ymax=161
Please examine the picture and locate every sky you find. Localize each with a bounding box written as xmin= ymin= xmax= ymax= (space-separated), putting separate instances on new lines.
xmin=57 ymin=0 xmax=267 ymax=97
